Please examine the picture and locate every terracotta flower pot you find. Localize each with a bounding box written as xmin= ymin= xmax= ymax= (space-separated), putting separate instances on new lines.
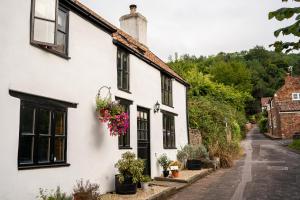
xmin=171 ymin=170 xmax=179 ymax=178
xmin=73 ymin=192 xmax=90 ymax=200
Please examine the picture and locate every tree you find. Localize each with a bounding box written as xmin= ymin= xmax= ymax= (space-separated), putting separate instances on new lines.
xmin=269 ymin=0 xmax=300 ymax=53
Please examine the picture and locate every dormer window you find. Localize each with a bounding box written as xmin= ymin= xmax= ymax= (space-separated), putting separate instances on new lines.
xmin=31 ymin=0 xmax=69 ymax=57
xmin=292 ymin=93 xmax=300 ymax=101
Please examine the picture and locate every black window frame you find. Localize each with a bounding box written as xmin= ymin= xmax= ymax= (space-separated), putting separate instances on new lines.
xmin=9 ymin=90 xmax=77 ymax=170
xmin=116 ymin=97 xmax=133 ymax=149
xmin=161 ymin=73 xmax=173 ymax=107
xmin=117 ymin=48 xmax=130 ymax=92
xmin=162 ymin=112 xmax=176 ymax=149
xmin=30 ymin=0 xmax=70 ymax=59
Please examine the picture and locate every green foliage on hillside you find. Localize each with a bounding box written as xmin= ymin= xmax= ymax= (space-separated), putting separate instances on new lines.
xmin=168 ymin=46 xmax=300 ymax=167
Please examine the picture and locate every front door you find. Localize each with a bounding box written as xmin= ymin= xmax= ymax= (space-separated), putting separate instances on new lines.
xmin=137 ymin=107 xmax=151 ymax=176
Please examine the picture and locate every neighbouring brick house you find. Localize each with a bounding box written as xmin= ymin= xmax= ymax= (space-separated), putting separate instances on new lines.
xmin=266 ymin=74 xmax=300 ymax=138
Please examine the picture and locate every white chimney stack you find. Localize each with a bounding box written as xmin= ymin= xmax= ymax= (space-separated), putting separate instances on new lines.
xmin=119 ymin=4 xmax=147 ymax=45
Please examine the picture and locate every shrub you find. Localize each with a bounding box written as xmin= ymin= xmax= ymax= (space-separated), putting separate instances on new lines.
xmin=37 ymin=186 xmax=72 ymax=200
xmin=288 ymin=139 xmax=300 ymax=151
xmin=259 ymin=117 xmax=268 ymax=133
xmin=177 ymin=144 xmax=209 ymax=163
xmin=157 ymin=154 xmax=172 ymax=171
xmin=115 ymin=151 xmax=145 ymax=184
xmin=73 ymin=179 xmax=101 ymax=200
xmin=208 ymin=140 xmax=240 ymax=168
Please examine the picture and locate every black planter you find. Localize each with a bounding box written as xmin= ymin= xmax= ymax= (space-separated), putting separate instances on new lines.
xmin=186 ymin=159 xmax=203 ymax=170
xmin=115 ymin=175 xmax=137 ymax=195
xmin=163 ymin=170 xmax=169 ymax=177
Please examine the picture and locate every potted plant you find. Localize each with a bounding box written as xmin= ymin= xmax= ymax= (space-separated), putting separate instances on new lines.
xmin=115 ymin=151 xmax=144 ymax=195
xmin=73 ymin=179 xmax=101 ymax=200
xmin=177 ymin=144 xmax=209 ymax=170
xmin=157 ymin=154 xmax=171 ymax=177
xmin=140 ymin=175 xmax=151 ymax=191
xmin=169 ymin=161 xmax=181 ymax=178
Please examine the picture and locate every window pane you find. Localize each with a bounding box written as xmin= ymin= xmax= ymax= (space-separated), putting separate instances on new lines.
xmin=117 ymin=51 xmax=121 ymax=69
xmin=34 ymin=18 xmax=55 ymax=44
xmin=19 ymin=136 xmax=34 ymax=163
xmin=117 ymin=70 xmax=122 ymax=88
xmin=38 ymin=136 xmax=50 ymax=162
xmin=55 ymin=137 xmax=65 ymax=161
xmin=57 ymin=9 xmax=67 ymax=32
xmin=21 ymin=106 xmax=34 ymax=133
xmin=55 ymin=112 xmax=65 ymax=135
xmin=122 ymin=73 xmax=128 ymax=90
xmin=123 ymin=54 xmax=128 ymax=72
xmin=35 ymin=0 xmax=56 ymax=20
xmin=53 ymin=31 xmax=66 ymax=53
xmin=36 ymin=109 xmax=50 ymax=135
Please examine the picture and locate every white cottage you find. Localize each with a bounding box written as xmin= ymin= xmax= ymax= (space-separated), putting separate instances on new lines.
xmin=0 ymin=0 xmax=189 ymax=199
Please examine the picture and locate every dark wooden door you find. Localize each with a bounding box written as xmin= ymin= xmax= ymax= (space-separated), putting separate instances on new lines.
xmin=137 ymin=107 xmax=151 ymax=176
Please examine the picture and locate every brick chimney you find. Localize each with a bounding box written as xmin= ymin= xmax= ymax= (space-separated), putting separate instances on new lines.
xmin=119 ymin=5 xmax=148 ymax=45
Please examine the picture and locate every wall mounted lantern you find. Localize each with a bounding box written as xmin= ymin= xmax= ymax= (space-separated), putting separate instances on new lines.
xmin=154 ymin=101 xmax=160 ymax=113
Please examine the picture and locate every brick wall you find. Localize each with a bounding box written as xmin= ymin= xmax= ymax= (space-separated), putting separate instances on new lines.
xmin=280 ymin=113 xmax=300 ymax=138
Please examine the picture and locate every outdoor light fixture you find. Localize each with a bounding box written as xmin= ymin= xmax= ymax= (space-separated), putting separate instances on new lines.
xmin=154 ymin=101 xmax=160 ymax=113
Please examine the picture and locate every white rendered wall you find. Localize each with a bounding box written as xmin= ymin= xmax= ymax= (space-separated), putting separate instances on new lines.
xmin=0 ymin=1 xmax=188 ymax=199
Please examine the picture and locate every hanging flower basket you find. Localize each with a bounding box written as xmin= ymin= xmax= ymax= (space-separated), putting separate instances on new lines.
xmin=96 ymin=86 xmax=129 ymax=136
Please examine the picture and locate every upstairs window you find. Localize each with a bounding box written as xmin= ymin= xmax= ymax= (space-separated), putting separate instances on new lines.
xmin=292 ymin=93 xmax=300 ymax=101
xmin=161 ymin=74 xmax=173 ymax=107
xmin=117 ymin=49 xmax=130 ymax=92
xmin=31 ymin=0 xmax=69 ymax=57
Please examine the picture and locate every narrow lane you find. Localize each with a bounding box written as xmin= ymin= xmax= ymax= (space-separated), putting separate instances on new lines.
xmin=168 ymin=127 xmax=300 ymax=200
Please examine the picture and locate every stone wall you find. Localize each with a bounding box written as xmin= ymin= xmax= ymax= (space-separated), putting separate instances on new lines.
xmin=189 ymin=128 xmax=202 ymax=145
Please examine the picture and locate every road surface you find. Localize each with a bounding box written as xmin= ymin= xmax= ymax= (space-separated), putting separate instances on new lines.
xmin=168 ymin=127 xmax=300 ymax=200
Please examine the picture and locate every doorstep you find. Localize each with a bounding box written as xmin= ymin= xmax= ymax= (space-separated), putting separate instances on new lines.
xmin=153 ymin=168 xmax=213 ymax=184
xmin=101 ymin=169 xmax=213 ymax=200
xmin=100 ymin=185 xmax=175 ymax=200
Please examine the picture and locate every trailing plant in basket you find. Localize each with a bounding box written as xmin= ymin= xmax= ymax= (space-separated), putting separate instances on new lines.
xmin=96 ymin=97 xmax=129 ymax=136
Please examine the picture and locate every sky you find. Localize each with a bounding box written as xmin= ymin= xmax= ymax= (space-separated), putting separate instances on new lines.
xmin=80 ymin=0 xmax=299 ymax=61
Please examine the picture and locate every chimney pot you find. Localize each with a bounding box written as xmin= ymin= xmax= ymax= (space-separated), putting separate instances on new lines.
xmin=130 ymin=4 xmax=137 ymax=14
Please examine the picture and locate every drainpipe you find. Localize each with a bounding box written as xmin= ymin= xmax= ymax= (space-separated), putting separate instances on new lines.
xmin=185 ymin=86 xmax=190 ymax=144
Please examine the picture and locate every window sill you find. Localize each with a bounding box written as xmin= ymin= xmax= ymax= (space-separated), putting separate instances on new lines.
xmin=31 ymin=43 xmax=71 ymax=60
xmin=18 ymin=163 xmax=70 ymax=170
xmin=161 ymin=103 xmax=174 ymax=108
xmin=118 ymin=88 xmax=132 ymax=94
xmin=163 ymin=147 xmax=177 ymax=150
xmin=119 ymin=146 xmax=133 ymax=150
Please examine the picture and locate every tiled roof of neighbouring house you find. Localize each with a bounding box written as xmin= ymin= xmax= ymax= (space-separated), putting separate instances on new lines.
xmin=68 ymin=0 xmax=188 ymax=86
xmin=276 ymin=101 xmax=300 ymax=112
xmin=261 ymin=97 xmax=272 ymax=107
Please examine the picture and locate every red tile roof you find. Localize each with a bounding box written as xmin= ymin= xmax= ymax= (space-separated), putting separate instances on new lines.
xmin=261 ymin=97 xmax=271 ymax=107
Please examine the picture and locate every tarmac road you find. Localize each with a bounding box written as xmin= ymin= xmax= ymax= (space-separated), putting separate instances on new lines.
xmin=168 ymin=127 xmax=300 ymax=200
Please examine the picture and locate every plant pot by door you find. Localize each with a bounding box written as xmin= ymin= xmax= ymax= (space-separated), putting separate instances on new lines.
xmin=186 ymin=159 xmax=202 ymax=170
xmin=171 ymin=170 xmax=179 ymax=178
xmin=73 ymin=192 xmax=90 ymax=200
xmin=115 ymin=175 xmax=137 ymax=195
xmin=163 ymin=170 xmax=169 ymax=177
